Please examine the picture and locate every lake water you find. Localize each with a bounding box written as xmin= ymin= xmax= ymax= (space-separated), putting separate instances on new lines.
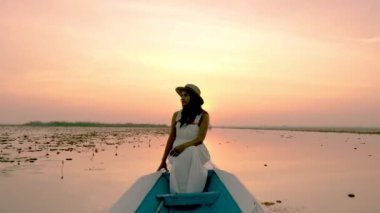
xmin=0 ymin=126 xmax=379 ymax=213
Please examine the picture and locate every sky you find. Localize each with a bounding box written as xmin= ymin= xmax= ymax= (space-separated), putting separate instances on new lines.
xmin=1 ymin=0 xmax=380 ymax=126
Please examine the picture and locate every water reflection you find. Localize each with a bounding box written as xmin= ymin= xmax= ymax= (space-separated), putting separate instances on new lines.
xmin=0 ymin=127 xmax=379 ymax=213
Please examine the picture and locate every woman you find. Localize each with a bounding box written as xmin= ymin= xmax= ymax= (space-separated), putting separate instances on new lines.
xmin=157 ymin=84 xmax=211 ymax=193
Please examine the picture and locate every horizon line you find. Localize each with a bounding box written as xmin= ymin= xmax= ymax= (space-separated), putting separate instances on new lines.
xmin=0 ymin=121 xmax=379 ymax=129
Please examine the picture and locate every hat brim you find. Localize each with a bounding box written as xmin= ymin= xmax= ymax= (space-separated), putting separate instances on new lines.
xmin=175 ymin=87 xmax=186 ymax=96
xmin=175 ymin=87 xmax=204 ymax=105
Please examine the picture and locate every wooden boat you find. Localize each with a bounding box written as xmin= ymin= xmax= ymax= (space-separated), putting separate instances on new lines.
xmin=108 ymin=169 xmax=265 ymax=213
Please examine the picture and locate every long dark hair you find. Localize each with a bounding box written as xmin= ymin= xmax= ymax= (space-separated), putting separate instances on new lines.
xmin=179 ymin=90 xmax=207 ymax=127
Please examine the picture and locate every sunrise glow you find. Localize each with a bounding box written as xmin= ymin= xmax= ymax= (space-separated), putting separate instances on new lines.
xmin=1 ymin=0 xmax=379 ymax=126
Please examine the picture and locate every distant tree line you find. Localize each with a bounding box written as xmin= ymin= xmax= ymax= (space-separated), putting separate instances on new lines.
xmin=23 ymin=121 xmax=168 ymax=128
xmin=214 ymin=125 xmax=380 ymax=134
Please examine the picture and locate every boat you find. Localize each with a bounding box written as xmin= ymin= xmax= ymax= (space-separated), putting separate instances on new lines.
xmin=108 ymin=169 xmax=265 ymax=213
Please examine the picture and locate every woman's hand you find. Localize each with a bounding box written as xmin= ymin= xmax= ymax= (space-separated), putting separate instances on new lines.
xmin=169 ymin=144 xmax=187 ymax=157
xmin=157 ymin=161 xmax=167 ymax=171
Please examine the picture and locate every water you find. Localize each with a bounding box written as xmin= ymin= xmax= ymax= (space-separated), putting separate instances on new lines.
xmin=0 ymin=127 xmax=379 ymax=213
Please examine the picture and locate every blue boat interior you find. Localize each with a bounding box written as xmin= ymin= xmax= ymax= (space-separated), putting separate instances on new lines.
xmin=156 ymin=191 xmax=221 ymax=207
xmin=136 ymin=170 xmax=241 ymax=212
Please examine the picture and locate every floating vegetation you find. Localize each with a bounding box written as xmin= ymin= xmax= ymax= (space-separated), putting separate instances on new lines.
xmin=0 ymin=126 xmax=169 ymax=176
xmin=0 ymin=156 xmax=14 ymax=163
xmin=262 ymin=201 xmax=276 ymax=206
xmin=61 ymin=160 xmax=64 ymax=179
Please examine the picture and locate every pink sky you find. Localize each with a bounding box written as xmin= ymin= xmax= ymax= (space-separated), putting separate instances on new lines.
xmin=1 ymin=0 xmax=380 ymax=126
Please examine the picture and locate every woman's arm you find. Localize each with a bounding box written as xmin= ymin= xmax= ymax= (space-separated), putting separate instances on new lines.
xmin=156 ymin=111 xmax=178 ymax=171
xmin=169 ymin=113 xmax=209 ymax=157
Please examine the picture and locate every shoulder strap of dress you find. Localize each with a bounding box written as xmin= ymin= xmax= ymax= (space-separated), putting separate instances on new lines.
xmin=175 ymin=110 xmax=182 ymax=122
xmin=194 ymin=112 xmax=203 ymax=125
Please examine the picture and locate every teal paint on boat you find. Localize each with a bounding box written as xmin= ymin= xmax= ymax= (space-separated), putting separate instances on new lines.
xmin=203 ymin=171 xmax=241 ymax=212
xmin=135 ymin=173 xmax=170 ymax=212
xmin=136 ymin=170 xmax=241 ymax=212
xmin=108 ymin=169 xmax=266 ymax=213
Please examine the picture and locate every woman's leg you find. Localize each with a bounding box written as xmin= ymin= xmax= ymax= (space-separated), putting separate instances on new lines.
xmin=169 ymin=146 xmax=207 ymax=193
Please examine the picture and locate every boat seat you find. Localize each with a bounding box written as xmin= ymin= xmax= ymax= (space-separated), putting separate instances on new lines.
xmin=163 ymin=170 xmax=215 ymax=180
xmin=156 ymin=191 xmax=221 ymax=207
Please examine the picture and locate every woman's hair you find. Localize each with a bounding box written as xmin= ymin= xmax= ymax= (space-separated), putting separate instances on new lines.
xmin=179 ymin=90 xmax=207 ymax=127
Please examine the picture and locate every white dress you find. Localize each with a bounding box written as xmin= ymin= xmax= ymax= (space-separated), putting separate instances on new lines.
xmin=168 ymin=111 xmax=211 ymax=193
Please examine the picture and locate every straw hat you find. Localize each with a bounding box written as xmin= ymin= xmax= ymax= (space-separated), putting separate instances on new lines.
xmin=175 ymin=84 xmax=204 ymax=105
